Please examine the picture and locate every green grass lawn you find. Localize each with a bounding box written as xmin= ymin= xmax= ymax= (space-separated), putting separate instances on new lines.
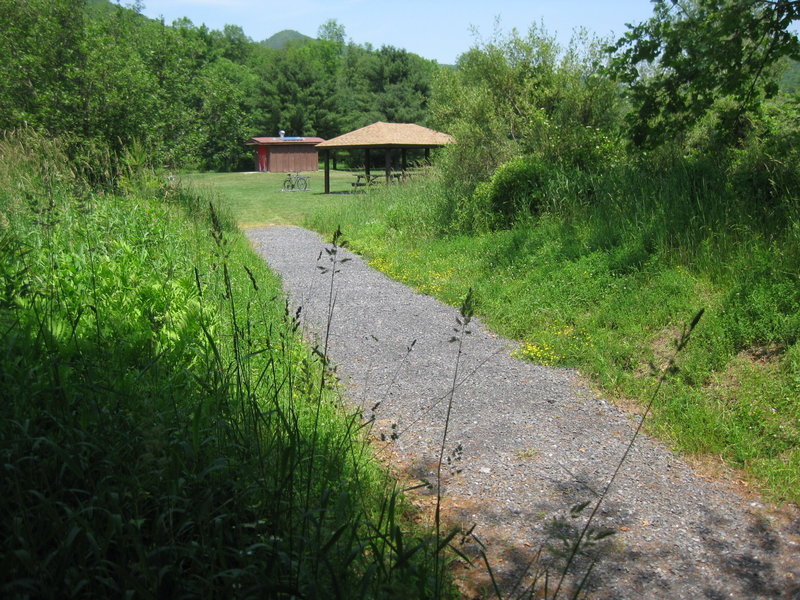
xmin=181 ymin=170 xmax=368 ymax=227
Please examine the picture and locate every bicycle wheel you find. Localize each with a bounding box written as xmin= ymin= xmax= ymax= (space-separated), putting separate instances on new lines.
xmin=297 ymin=177 xmax=308 ymax=191
xmin=282 ymin=177 xmax=294 ymax=191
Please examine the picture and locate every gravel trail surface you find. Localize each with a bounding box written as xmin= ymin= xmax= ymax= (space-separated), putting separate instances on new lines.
xmin=247 ymin=225 xmax=800 ymax=599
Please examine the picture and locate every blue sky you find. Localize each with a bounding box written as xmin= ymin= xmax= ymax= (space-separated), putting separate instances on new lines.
xmin=136 ymin=0 xmax=659 ymax=64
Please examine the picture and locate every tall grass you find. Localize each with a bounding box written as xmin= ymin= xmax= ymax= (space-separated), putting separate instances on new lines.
xmin=0 ymin=131 xmax=453 ymax=599
xmin=305 ymin=156 xmax=800 ymax=503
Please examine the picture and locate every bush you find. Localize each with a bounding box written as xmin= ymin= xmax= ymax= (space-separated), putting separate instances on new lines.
xmin=1 ymin=133 xmax=451 ymax=599
xmin=473 ymin=155 xmax=554 ymax=227
xmin=727 ymin=99 xmax=800 ymax=208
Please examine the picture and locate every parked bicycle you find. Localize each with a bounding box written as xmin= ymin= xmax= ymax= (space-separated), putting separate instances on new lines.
xmin=282 ymin=172 xmax=309 ymax=191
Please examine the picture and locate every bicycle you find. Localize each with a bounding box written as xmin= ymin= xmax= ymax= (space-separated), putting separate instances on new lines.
xmin=282 ymin=172 xmax=309 ymax=191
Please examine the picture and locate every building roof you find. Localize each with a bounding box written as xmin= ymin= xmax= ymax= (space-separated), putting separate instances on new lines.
xmin=245 ymin=136 xmax=325 ymax=146
xmin=315 ymin=122 xmax=454 ymax=149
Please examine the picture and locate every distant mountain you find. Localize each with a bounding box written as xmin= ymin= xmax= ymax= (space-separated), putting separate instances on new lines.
xmin=262 ymin=30 xmax=313 ymax=49
xmin=780 ymin=59 xmax=800 ymax=94
xmin=86 ymin=0 xmax=125 ymax=14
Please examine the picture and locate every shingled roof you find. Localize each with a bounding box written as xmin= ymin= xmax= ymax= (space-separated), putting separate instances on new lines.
xmin=316 ymin=122 xmax=453 ymax=149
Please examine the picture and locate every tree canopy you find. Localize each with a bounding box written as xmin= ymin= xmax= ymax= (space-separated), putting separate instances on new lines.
xmin=0 ymin=1 xmax=441 ymax=171
xmin=607 ymin=0 xmax=800 ymax=146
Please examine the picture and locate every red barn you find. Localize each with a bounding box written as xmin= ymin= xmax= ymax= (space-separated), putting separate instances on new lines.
xmin=245 ymin=134 xmax=325 ymax=173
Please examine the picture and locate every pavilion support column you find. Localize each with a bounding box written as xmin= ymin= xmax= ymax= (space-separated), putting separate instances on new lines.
xmin=401 ymin=148 xmax=407 ymax=171
xmin=323 ymin=150 xmax=330 ymax=194
xmin=365 ymin=149 xmax=371 ymax=177
xmin=384 ymin=148 xmax=391 ymax=184
xmin=424 ymin=148 xmax=430 ymax=164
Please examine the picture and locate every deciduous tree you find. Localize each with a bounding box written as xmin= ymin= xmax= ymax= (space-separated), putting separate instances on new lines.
xmin=608 ymin=0 xmax=800 ymax=146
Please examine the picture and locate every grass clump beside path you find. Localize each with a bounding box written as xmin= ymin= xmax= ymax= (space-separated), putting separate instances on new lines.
xmin=0 ymin=133 xmax=452 ymax=599
xmin=304 ymin=166 xmax=800 ymax=504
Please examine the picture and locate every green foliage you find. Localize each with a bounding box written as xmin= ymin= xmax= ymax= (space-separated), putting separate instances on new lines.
xmin=430 ymin=25 xmax=622 ymax=202
xmin=779 ymin=57 xmax=800 ymax=92
xmin=306 ymin=147 xmax=800 ymax=501
xmin=720 ymin=245 xmax=800 ymax=348
xmin=472 ymin=155 xmax=552 ymax=226
xmin=0 ymin=132 xmax=453 ymax=598
xmin=726 ymin=98 xmax=800 ymax=205
xmin=607 ymin=0 xmax=800 ymax=147
xmin=0 ymin=4 xmax=441 ymax=172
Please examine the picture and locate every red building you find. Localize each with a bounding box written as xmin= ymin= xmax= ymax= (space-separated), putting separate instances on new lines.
xmin=245 ymin=134 xmax=325 ymax=172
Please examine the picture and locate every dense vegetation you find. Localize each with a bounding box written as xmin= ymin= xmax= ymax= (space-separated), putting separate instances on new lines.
xmin=0 ymin=0 xmax=439 ymax=171
xmin=0 ymin=3 xmax=454 ymax=596
xmin=307 ymin=11 xmax=800 ymax=502
xmin=0 ymin=130 xmax=456 ymax=598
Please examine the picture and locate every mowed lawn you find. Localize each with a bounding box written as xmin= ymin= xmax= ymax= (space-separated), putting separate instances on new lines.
xmin=181 ymin=170 xmax=363 ymax=227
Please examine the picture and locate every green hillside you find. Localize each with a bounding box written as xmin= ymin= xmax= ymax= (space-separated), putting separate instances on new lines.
xmin=262 ymin=28 xmax=313 ymax=49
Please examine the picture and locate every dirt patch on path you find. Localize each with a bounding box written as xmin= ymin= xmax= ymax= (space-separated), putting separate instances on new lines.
xmin=247 ymin=225 xmax=800 ymax=599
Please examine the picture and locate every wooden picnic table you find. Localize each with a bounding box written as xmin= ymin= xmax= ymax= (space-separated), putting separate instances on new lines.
xmin=350 ymin=171 xmax=413 ymax=191
xmin=351 ymin=173 xmax=381 ymax=189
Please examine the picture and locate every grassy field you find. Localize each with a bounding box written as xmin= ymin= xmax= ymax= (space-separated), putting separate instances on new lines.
xmin=181 ymin=169 xmax=367 ymax=227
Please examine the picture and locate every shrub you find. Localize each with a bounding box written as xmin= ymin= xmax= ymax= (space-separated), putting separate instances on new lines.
xmin=727 ymin=100 xmax=800 ymax=208
xmin=472 ymin=155 xmax=555 ymax=227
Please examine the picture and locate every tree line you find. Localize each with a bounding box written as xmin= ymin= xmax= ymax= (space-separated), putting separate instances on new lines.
xmin=3 ymin=0 xmax=799 ymax=182
xmin=430 ymin=0 xmax=800 ymax=224
xmin=0 ymin=0 xmax=439 ymax=171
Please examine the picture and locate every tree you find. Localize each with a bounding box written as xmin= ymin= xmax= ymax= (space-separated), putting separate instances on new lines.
xmin=0 ymin=0 xmax=88 ymax=133
xmin=317 ymin=18 xmax=345 ymax=47
xmin=608 ymin=0 xmax=800 ymax=146
xmin=0 ymin=0 xmax=440 ymax=171
xmin=430 ymin=24 xmax=622 ymax=193
xmin=195 ymin=59 xmax=254 ymax=170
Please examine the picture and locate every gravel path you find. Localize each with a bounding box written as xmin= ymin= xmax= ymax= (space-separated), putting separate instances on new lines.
xmin=246 ymin=225 xmax=800 ymax=600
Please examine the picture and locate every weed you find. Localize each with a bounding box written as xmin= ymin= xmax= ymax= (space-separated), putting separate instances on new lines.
xmin=434 ymin=288 xmax=475 ymax=595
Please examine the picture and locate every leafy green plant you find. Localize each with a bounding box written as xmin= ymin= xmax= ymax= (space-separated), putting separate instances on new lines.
xmin=306 ymin=155 xmax=800 ymax=502
xmin=0 ymin=133 xmax=453 ymax=599
xmin=472 ymin=155 xmax=553 ymax=226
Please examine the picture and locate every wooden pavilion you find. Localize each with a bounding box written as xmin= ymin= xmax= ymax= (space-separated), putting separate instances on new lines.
xmin=315 ymin=122 xmax=454 ymax=193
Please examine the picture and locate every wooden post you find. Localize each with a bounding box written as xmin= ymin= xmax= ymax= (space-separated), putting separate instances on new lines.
xmin=401 ymin=148 xmax=407 ymax=171
xmin=324 ymin=150 xmax=330 ymax=194
xmin=365 ymin=149 xmax=371 ymax=177
xmin=384 ymin=148 xmax=391 ymax=184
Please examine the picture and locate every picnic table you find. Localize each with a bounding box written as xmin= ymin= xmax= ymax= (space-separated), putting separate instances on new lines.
xmin=351 ymin=173 xmax=381 ymax=190
xmin=350 ymin=171 xmax=416 ymax=191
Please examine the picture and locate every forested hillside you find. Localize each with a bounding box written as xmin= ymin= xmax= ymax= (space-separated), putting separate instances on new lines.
xmin=0 ymin=0 xmax=439 ymax=171
xmin=262 ymin=29 xmax=313 ymax=49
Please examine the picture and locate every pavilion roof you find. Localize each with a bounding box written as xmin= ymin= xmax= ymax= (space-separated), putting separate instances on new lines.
xmin=315 ymin=122 xmax=454 ymax=149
